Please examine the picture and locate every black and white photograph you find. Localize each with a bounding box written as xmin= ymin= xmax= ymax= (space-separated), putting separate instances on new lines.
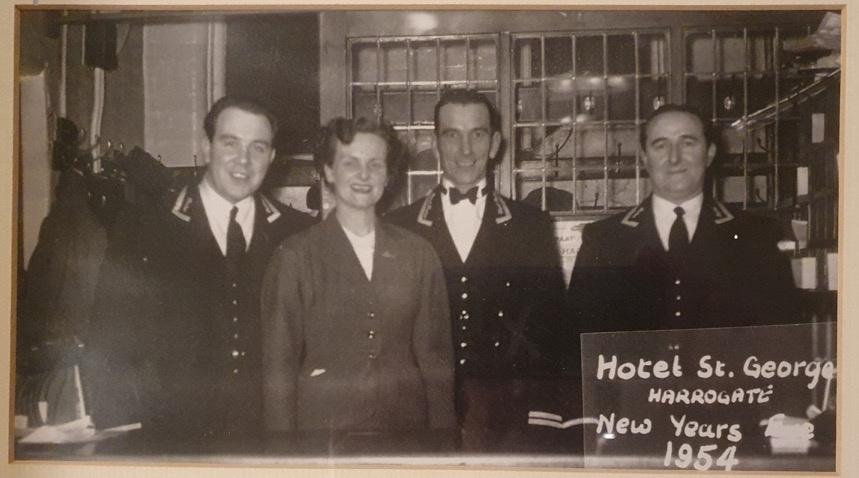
xmin=9 ymin=5 xmax=842 ymax=474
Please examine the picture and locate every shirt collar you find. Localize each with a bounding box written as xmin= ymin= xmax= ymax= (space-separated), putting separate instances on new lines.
xmin=198 ymin=179 xmax=255 ymax=217
xmin=652 ymin=193 xmax=704 ymax=247
xmin=652 ymin=193 xmax=703 ymax=218
xmin=441 ymin=178 xmax=488 ymax=201
xmin=198 ymin=178 xmax=256 ymax=252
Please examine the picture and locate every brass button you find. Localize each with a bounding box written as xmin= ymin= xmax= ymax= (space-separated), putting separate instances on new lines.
xmin=232 ymin=368 xmax=239 ymax=374
xmin=460 ymin=275 xmax=468 ymax=283
xmin=676 ymin=295 xmax=682 ymax=301
xmin=505 ymin=281 xmax=511 ymax=287
xmin=232 ymin=282 xmax=237 ymax=288
xmin=369 ymin=353 xmax=376 ymax=359
xmin=497 ymin=310 xmax=504 ymax=318
xmin=233 ymin=333 xmax=239 ymax=339
xmin=461 ymin=292 xmax=468 ymax=300
xmin=232 ymin=317 xmax=239 ymax=323
xmin=232 ymin=299 xmax=238 ymax=305
xmin=231 ymin=350 xmax=239 ymax=358
xmin=675 ymin=311 xmax=682 ymax=317
xmin=674 ymin=279 xmax=681 ymax=286
xmin=367 ymin=312 xmax=376 ymax=319
xmin=461 ymin=325 xmax=467 ymax=331
xmin=368 ymin=330 xmax=376 ymax=339
xmin=494 ymin=341 xmax=500 ymax=347
xmin=459 ymin=358 xmax=467 ymax=365
xmin=460 ymin=342 xmax=467 ymax=348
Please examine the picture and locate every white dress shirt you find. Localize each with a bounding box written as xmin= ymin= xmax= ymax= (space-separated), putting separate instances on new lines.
xmin=652 ymin=193 xmax=704 ymax=252
xmin=198 ymin=179 xmax=256 ymax=256
xmin=341 ymin=224 xmax=376 ymax=281
xmin=441 ymin=178 xmax=487 ymax=263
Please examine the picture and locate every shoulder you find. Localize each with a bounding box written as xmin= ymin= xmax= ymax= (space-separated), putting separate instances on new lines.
xmin=722 ymin=207 xmax=785 ymax=244
xmin=379 ymin=221 xmax=435 ymax=252
xmin=385 ymin=196 xmax=430 ymax=227
xmin=275 ymin=220 xmax=325 ymax=253
xmin=583 ymin=210 xmax=630 ymax=234
xmin=499 ymin=195 xmax=545 ymax=219
xmin=260 ymin=193 xmax=317 ymax=231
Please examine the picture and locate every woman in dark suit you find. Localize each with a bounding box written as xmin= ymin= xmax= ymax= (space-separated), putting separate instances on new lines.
xmin=261 ymin=117 xmax=455 ymax=432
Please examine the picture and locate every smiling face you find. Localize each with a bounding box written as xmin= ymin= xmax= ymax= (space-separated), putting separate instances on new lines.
xmin=435 ymin=102 xmax=501 ymax=193
xmin=643 ymin=110 xmax=716 ymax=204
xmin=324 ymin=132 xmax=389 ymax=214
xmin=202 ymin=106 xmax=275 ymax=203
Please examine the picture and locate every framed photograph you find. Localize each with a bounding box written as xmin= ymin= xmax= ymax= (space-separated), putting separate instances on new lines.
xmin=3 ymin=3 xmax=851 ymax=478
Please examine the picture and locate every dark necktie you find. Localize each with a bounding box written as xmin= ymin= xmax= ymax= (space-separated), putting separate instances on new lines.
xmin=449 ymin=186 xmax=479 ymax=205
xmin=226 ymin=206 xmax=246 ymax=263
xmin=668 ymin=206 xmax=689 ymax=254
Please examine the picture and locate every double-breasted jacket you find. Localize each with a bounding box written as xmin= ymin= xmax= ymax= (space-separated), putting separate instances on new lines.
xmin=84 ymin=182 xmax=314 ymax=439
xmin=567 ymin=196 xmax=799 ymax=334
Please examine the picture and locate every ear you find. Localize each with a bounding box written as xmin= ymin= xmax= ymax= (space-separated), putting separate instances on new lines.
xmin=489 ymin=131 xmax=502 ymax=159
xmin=268 ymin=147 xmax=276 ymax=164
xmin=706 ymin=142 xmax=716 ymax=167
xmin=323 ymin=164 xmax=335 ymax=185
xmin=639 ymin=151 xmax=650 ymax=171
xmin=201 ymin=137 xmax=212 ymax=164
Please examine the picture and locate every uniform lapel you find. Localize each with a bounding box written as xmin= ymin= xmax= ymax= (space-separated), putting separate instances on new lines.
xmin=421 ymin=189 xmax=465 ymax=268
xmin=176 ymin=184 xmax=223 ymax=263
xmin=463 ymin=193 xmax=499 ymax=268
xmin=622 ymin=197 xmax=663 ymax=261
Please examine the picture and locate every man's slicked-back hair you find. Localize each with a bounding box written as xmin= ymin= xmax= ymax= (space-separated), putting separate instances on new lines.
xmin=639 ymin=103 xmax=717 ymax=150
xmin=433 ymin=88 xmax=501 ymax=135
xmin=204 ymin=96 xmax=279 ymax=142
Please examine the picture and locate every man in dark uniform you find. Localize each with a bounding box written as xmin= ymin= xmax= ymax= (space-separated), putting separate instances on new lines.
xmin=387 ymin=89 xmax=567 ymax=452
xmin=568 ymin=104 xmax=798 ymax=334
xmin=84 ymin=97 xmax=314 ymax=444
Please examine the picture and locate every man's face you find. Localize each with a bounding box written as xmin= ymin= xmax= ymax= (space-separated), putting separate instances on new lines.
xmin=643 ymin=110 xmax=716 ymax=204
xmin=434 ymin=103 xmax=501 ymax=192
xmin=202 ymin=106 xmax=275 ymax=203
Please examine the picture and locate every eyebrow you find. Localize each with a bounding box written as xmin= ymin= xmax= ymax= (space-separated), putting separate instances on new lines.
xmin=441 ymin=126 xmax=489 ymax=134
xmin=649 ymin=133 xmax=702 ymax=145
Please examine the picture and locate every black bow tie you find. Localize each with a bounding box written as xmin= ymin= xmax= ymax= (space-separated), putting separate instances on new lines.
xmin=448 ymin=186 xmax=480 ymax=205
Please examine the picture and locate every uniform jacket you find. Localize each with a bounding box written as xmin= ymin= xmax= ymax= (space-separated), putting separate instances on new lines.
xmin=84 ymin=182 xmax=314 ymax=439
xmin=568 ymin=196 xmax=799 ymax=334
xmin=386 ymin=186 xmax=573 ymax=455
xmin=261 ymin=214 xmax=455 ymax=431
xmin=386 ymin=186 xmax=566 ymax=380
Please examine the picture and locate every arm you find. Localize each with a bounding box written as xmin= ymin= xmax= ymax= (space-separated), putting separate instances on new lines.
xmin=411 ymin=243 xmax=456 ymax=429
xmin=260 ymin=242 xmax=305 ymax=431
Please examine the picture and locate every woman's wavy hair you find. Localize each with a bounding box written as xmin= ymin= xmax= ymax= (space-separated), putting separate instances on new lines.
xmin=313 ymin=117 xmax=404 ymax=194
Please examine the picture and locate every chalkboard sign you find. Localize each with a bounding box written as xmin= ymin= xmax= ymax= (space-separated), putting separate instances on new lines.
xmin=581 ymin=323 xmax=836 ymax=472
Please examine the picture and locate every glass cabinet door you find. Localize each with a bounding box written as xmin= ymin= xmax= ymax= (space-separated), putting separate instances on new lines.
xmin=510 ymin=30 xmax=669 ymax=215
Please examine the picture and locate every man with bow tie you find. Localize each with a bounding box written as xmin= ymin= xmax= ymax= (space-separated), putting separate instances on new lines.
xmin=568 ymin=104 xmax=798 ymax=334
xmin=84 ymin=97 xmax=314 ymax=443
xmin=387 ymin=88 xmax=567 ymax=452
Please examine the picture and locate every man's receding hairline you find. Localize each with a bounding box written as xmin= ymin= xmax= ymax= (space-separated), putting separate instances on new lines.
xmin=645 ymin=110 xmax=707 ymax=143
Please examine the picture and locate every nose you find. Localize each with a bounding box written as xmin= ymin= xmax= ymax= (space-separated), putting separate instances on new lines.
xmin=668 ymin=141 xmax=682 ymax=165
xmin=461 ymin=136 xmax=473 ymax=155
xmin=237 ymin=144 xmax=250 ymax=164
xmin=357 ymin=162 xmax=370 ymax=180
